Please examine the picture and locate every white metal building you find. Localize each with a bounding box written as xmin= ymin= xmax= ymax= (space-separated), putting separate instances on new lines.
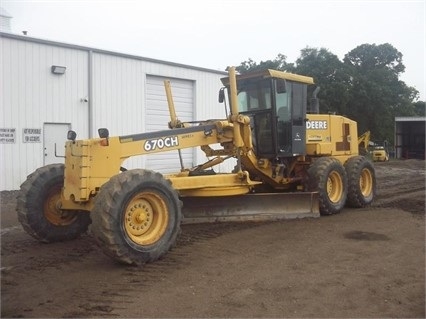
xmin=0 ymin=32 xmax=230 ymax=190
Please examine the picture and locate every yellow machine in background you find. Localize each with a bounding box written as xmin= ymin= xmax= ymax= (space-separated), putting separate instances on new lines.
xmin=358 ymin=130 xmax=371 ymax=155
xmin=372 ymin=146 xmax=389 ymax=162
xmin=17 ymin=67 xmax=376 ymax=265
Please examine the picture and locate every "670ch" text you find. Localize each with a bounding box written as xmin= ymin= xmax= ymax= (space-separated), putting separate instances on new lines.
xmin=143 ymin=136 xmax=179 ymax=152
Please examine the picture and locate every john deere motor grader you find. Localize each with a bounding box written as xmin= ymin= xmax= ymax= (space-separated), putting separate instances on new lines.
xmin=17 ymin=67 xmax=376 ymax=265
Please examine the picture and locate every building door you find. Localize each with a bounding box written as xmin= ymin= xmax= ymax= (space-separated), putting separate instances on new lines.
xmin=145 ymin=76 xmax=194 ymax=173
xmin=43 ymin=123 xmax=71 ymax=165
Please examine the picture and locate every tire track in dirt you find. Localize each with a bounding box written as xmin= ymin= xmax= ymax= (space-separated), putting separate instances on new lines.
xmin=374 ymin=189 xmax=425 ymax=214
xmin=62 ymin=283 xmax=135 ymax=318
xmin=118 ymin=222 xmax=268 ymax=280
xmin=64 ymin=221 xmax=271 ymax=317
xmin=1 ymin=217 xmax=267 ymax=317
xmin=373 ymin=160 xmax=425 ymax=215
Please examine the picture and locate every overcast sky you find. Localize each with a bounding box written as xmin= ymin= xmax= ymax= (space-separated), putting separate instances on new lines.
xmin=2 ymin=0 xmax=425 ymax=100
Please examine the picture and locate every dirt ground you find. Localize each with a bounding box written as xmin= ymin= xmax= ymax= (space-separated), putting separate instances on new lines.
xmin=1 ymin=159 xmax=425 ymax=318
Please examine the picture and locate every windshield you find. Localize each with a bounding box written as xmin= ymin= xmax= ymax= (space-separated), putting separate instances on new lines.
xmin=237 ymin=79 xmax=272 ymax=112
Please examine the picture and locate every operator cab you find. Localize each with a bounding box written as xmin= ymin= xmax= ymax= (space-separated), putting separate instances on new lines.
xmin=221 ymin=69 xmax=315 ymax=158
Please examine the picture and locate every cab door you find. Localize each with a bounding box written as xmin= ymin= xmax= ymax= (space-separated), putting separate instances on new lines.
xmin=237 ymin=78 xmax=277 ymax=157
xmin=290 ymin=82 xmax=307 ymax=155
xmin=276 ymin=81 xmax=307 ymax=157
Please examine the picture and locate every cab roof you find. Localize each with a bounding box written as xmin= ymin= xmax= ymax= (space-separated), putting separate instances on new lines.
xmin=221 ymin=69 xmax=315 ymax=85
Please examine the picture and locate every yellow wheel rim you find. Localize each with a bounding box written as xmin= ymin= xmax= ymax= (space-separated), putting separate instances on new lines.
xmin=327 ymin=171 xmax=343 ymax=203
xmin=359 ymin=168 xmax=373 ymax=197
xmin=124 ymin=192 xmax=169 ymax=246
xmin=44 ymin=185 xmax=77 ymax=226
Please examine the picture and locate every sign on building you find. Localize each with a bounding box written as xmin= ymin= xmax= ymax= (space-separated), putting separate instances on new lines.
xmin=23 ymin=128 xmax=42 ymax=143
xmin=0 ymin=128 xmax=16 ymax=143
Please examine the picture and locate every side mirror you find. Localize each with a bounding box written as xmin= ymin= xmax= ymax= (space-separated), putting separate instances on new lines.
xmin=98 ymin=128 xmax=109 ymax=139
xmin=67 ymin=130 xmax=77 ymax=141
xmin=218 ymin=88 xmax=225 ymax=103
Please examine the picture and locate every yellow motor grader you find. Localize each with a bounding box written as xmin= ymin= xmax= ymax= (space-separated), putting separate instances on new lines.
xmin=17 ymin=67 xmax=376 ymax=265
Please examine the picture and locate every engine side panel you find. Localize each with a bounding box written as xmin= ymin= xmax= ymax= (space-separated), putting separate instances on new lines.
xmin=305 ymin=114 xmax=359 ymax=157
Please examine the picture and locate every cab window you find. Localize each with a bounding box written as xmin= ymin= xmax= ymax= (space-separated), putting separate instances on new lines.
xmin=237 ymin=79 xmax=272 ymax=112
xmin=276 ymin=82 xmax=291 ymax=122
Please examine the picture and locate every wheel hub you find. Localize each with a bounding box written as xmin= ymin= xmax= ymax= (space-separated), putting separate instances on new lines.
xmin=123 ymin=192 xmax=169 ymax=246
xmin=126 ymin=199 xmax=153 ymax=236
xmin=136 ymin=211 xmax=147 ymax=223
xmin=360 ymin=168 xmax=373 ymax=196
xmin=327 ymin=171 xmax=342 ymax=203
xmin=44 ymin=186 xmax=77 ymax=226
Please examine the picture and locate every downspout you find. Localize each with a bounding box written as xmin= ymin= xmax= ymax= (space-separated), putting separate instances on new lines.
xmin=88 ymin=50 xmax=93 ymax=138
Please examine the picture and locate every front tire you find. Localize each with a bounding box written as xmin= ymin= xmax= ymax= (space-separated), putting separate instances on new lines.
xmin=344 ymin=156 xmax=376 ymax=207
xmin=16 ymin=164 xmax=91 ymax=243
xmin=307 ymin=157 xmax=348 ymax=215
xmin=90 ymin=169 xmax=182 ymax=266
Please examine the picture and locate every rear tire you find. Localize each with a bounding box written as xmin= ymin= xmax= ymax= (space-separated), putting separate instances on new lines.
xmin=16 ymin=164 xmax=91 ymax=243
xmin=344 ymin=156 xmax=376 ymax=207
xmin=307 ymin=157 xmax=348 ymax=215
xmin=90 ymin=169 xmax=182 ymax=266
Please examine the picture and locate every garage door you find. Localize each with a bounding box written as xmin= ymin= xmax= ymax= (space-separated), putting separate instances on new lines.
xmin=145 ymin=76 xmax=194 ymax=173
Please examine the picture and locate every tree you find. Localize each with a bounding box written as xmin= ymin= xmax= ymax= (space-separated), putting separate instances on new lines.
xmin=293 ymin=47 xmax=351 ymax=115
xmin=343 ymin=43 xmax=405 ymax=73
xmin=232 ymin=54 xmax=293 ymax=74
xmin=413 ymin=101 xmax=426 ymax=116
xmin=343 ymin=43 xmax=418 ymax=143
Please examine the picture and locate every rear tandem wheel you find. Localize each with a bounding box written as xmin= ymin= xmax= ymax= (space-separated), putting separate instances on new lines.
xmin=90 ymin=169 xmax=182 ymax=266
xmin=307 ymin=157 xmax=348 ymax=215
xmin=344 ymin=156 xmax=376 ymax=207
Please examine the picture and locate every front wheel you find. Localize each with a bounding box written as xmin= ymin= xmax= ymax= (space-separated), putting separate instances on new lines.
xmin=90 ymin=169 xmax=182 ymax=266
xmin=307 ymin=157 xmax=348 ymax=215
xmin=16 ymin=164 xmax=91 ymax=242
xmin=344 ymin=156 xmax=376 ymax=208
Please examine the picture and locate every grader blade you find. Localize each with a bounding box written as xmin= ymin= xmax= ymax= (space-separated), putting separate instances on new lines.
xmin=181 ymin=192 xmax=320 ymax=224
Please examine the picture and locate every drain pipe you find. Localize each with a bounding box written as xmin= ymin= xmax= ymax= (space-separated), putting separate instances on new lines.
xmin=88 ymin=50 xmax=93 ymax=138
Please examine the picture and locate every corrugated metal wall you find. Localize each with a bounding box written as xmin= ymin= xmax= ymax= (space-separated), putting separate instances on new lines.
xmin=145 ymin=75 xmax=194 ymax=172
xmin=1 ymin=36 xmax=89 ymax=190
xmin=1 ymin=33 xmax=234 ymax=190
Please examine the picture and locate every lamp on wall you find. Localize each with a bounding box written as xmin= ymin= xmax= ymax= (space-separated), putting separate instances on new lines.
xmin=51 ymin=65 xmax=66 ymax=75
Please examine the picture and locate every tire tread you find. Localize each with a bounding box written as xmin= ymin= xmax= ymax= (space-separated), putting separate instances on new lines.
xmin=90 ymin=169 xmax=182 ymax=266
